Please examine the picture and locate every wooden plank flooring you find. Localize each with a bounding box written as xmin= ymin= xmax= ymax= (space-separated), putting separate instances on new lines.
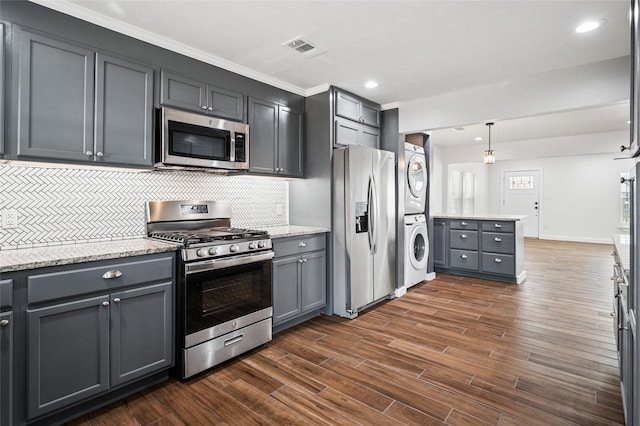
xmin=67 ymin=239 xmax=625 ymax=425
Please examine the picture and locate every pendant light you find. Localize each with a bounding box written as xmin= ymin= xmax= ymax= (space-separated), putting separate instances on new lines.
xmin=484 ymin=122 xmax=495 ymax=164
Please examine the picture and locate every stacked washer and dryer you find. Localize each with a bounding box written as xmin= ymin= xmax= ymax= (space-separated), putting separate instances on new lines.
xmin=404 ymin=142 xmax=429 ymax=288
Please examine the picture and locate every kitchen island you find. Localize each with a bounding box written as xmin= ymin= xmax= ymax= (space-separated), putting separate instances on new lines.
xmin=433 ymin=214 xmax=526 ymax=284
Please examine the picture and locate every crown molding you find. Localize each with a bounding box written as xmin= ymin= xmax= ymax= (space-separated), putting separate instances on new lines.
xmin=381 ymin=102 xmax=401 ymax=111
xmin=304 ymin=83 xmax=331 ymax=97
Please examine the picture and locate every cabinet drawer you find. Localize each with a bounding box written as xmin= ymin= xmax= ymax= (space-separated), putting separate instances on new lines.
xmin=0 ymin=279 xmax=12 ymax=310
xmin=482 ymin=253 xmax=515 ymax=276
xmin=28 ymin=254 xmax=174 ymax=304
xmin=481 ymin=221 xmax=515 ymax=233
xmin=449 ymin=249 xmax=478 ymax=270
xmin=273 ymin=234 xmax=326 ymax=258
xmin=482 ymin=232 xmax=515 ymax=254
xmin=450 ymin=220 xmax=478 ymax=230
xmin=450 ymin=230 xmax=478 ymax=250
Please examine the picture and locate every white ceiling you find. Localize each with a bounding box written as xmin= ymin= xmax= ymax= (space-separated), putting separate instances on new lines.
xmin=31 ymin=0 xmax=631 ymax=145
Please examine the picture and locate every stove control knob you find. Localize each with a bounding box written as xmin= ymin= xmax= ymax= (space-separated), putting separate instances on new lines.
xmin=249 ymin=242 xmax=257 ymax=249
xmin=196 ymin=248 xmax=207 ymax=257
xmin=230 ymin=244 xmax=239 ymax=253
xmin=208 ymin=247 xmax=217 ymax=255
xmin=258 ymin=241 xmax=266 ymax=249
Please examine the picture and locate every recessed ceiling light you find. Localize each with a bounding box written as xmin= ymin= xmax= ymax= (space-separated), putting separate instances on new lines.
xmin=576 ymin=19 xmax=605 ymax=33
xmin=475 ymin=137 xmax=483 ymax=141
xmin=365 ymin=81 xmax=378 ymax=89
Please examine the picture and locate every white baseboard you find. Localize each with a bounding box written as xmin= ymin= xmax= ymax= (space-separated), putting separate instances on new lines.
xmin=425 ymin=272 xmax=436 ymax=281
xmin=394 ymin=286 xmax=408 ymax=298
xmin=536 ymin=235 xmax=612 ymax=244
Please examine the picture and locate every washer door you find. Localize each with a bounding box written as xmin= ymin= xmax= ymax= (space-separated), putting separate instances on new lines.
xmin=407 ymin=154 xmax=427 ymax=198
xmin=409 ymin=224 xmax=429 ymax=270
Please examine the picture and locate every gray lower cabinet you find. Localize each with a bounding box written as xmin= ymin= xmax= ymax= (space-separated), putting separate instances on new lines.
xmin=0 ymin=279 xmax=13 ymax=426
xmin=434 ymin=218 xmax=524 ymax=284
xmin=16 ymin=29 xmax=154 ymax=167
xmin=160 ymin=70 xmax=244 ymax=121
xmin=272 ymin=234 xmax=327 ymax=331
xmin=24 ymin=254 xmax=174 ymax=421
xmin=334 ymin=117 xmax=380 ymax=149
xmin=249 ymin=97 xmax=303 ymax=177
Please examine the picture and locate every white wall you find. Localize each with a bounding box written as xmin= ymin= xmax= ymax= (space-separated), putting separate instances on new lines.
xmin=431 ymin=131 xmax=634 ymax=243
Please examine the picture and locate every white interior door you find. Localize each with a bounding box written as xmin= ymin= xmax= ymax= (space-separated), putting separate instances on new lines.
xmin=503 ymin=170 xmax=540 ymax=238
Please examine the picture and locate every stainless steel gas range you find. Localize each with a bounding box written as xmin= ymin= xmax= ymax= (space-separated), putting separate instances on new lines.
xmin=146 ymin=200 xmax=273 ymax=379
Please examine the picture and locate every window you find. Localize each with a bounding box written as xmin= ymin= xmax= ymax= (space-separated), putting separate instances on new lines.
xmin=508 ymin=175 xmax=534 ymax=190
xmin=448 ymin=171 xmax=474 ymax=215
xmin=621 ymin=172 xmax=630 ymax=226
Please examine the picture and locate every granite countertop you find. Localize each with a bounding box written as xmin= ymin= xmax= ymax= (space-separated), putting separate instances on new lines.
xmin=433 ymin=213 xmax=528 ymax=221
xmin=0 ymin=238 xmax=180 ymax=273
xmin=612 ymin=233 xmax=631 ymax=275
xmin=260 ymin=225 xmax=330 ymax=238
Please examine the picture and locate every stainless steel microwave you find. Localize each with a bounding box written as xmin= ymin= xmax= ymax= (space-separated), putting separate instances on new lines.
xmin=156 ymin=107 xmax=249 ymax=171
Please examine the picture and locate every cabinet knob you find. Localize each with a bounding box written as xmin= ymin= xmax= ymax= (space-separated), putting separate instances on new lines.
xmin=298 ymin=242 xmax=307 ymax=247
xmin=207 ymin=106 xmax=213 ymax=111
xmin=494 ymin=258 xmax=503 ymax=263
xmin=611 ymin=311 xmax=617 ymax=318
xmin=86 ymin=150 xmax=93 ymax=156
xmin=460 ymin=234 xmax=468 ymax=239
xmin=494 ymin=237 xmax=502 ymax=242
xmin=302 ymin=258 xmax=308 ymax=262
xmin=0 ymin=319 xmax=8 ymax=328
xmin=96 ymin=152 xmax=104 ymax=157
xmin=113 ymin=298 xmax=121 ymax=304
xmin=359 ymin=117 xmax=365 ymax=123
xmin=298 ymin=259 xmax=304 ymax=263
xmin=461 ymin=221 xmax=468 ymax=226
xmin=102 ymin=301 xmax=110 ymax=307
xmin=460 ymin=254 xmax=468 ymax=259
xmin=201 ymin=105 xmax=208 ymax=110
xmin=102 ymin=270 xmax=122 ymax=279
xmin=494 ymin=224 xmax=502 ymax=228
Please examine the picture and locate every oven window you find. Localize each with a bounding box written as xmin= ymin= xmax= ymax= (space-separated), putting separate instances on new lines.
xmin=169 ymin=121 xmax=230 ymax=161
xmin=186 ymin=260 xmax=272 ymax=335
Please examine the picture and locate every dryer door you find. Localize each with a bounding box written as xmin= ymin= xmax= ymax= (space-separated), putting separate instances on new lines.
xmin=407 ymin=154 xmax=427 ymax=198
xmin=409 ymin=224 xmax=429 ymax=270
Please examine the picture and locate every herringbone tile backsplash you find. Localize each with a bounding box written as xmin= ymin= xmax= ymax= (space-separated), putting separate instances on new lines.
xmin=0 ymin=164 xmax=288 ymax=250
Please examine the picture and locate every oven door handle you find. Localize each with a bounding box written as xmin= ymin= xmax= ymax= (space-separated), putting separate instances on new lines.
xmin=185 ymin=251 xmax=274 ymax=274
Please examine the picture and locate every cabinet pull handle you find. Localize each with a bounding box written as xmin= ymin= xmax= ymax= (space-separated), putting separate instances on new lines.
xmin=494 ymin=224 xmax=502 ymax=228
xmin=96 ymin=152 xmax=104 ymax=157
xmin=460 ymin=234 xmax=468 ymax=239
xmin=298 ymin=242 xmax=307 ymax=247
xmin=85 ymin=150 xmax=93 ymax=156
xmin=102 ymin=301 xmax=110 ymax=307
xmin=102 ymin=270 xmax=122 ymax=279
xmin=224 ymin=334 xmax=244 ymax=347
xmin=460 ymin=254 xmax=468 ymax=259
xmin=0 ymin=319 xmax=8 ymax=328
xmin=113 ymin=298 xmax=121 ymax=304
xmin=494 ymin=258 xmax=502 ymax=263
xmin=494 ymin=237 xmax=502 ymax=242
xmin=461 ymin=221 xmax=468 ymax=226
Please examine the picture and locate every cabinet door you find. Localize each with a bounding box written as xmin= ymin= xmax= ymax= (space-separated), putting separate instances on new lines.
xmin=334 ymin=90 xmax=361 ymax=122
xmin=301 ymin=250 xmax=326 ymax=312
xmin=110 ymin=282 xmax=173 ymax=387
xmin=0 ymin=311 xmax=12 ymax=426
xmin=272 ymin=256 xmax=301 ymax=325
xmin=360 ymin=101 xmax=381 ymax=127
xmin=433 ymin=220 xmax=448 ymax=268
xmin=95 ymin=53 xmax=154 ymax=167
xmin=160 ymin=70 xmax=206 ymax=112
xmin=249 ymin=97 xmax=278 ymax=174
xmin=360 ymin=125 xmax=380 ymax=149
xmin=334 ymin=117 xmax=360 ymax=147
xmin=278 ymin=105 xmax=303 ymax=177
xmin=17 ymin=30 xmax=95 ymax=161
xmin=207 ymin=85 xmax=244 ymax=121
xmin=27 ymin=295 xmax=109 ymax=419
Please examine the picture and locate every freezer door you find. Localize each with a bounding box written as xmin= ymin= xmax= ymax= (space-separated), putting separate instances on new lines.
xmin=345 ymin=145 xmax=375 ymax=312
xmin=372 ymin=149 xmax=396 ymax=300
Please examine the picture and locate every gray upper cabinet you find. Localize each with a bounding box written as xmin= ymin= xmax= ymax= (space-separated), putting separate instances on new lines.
xmin=17 ymin=30 xmax=95 ymax=162
xmin=95 ymin=53 xmax=154 ymax=166
xmin=334 ymin=117 xmax=380 ymax=149
xmin=160 ymin=70 xmax=244 ymax=122
xmin=0 ymin=23 xmax=5 ymax=157
xmin=334 ymin=89 xmax=380 ymax=128
xmin=249 ymin=97 xmax=303 ymax=177
xmin=16 ymin=29 xmax=154 ymax=167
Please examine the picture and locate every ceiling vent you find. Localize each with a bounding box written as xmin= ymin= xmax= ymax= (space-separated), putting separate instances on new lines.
xmin=282 ymin=36 xmax=326 ymax=58
xmin=453 ymin=127 xmax=466 ymax=132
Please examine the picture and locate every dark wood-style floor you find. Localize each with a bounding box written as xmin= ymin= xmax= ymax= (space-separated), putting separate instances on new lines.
xmin=67 ymin=239 xmax=625 ymax=425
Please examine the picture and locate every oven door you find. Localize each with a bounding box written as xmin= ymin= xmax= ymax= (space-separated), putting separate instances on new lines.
xmin=183 ymin=252 xmax=273 ymax=348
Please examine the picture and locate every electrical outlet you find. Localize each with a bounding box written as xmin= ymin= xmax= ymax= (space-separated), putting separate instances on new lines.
xmin=2 ymin=209 xmax=18 ymax=229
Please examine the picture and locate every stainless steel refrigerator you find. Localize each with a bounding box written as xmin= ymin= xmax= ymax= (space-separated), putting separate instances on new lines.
xmin=332 ymin=144 xmax=396 ymax=319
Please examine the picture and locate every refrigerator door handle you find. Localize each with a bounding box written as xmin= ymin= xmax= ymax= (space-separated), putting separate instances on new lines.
xmin=370 ymin=175 xmax=379 ymax=254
